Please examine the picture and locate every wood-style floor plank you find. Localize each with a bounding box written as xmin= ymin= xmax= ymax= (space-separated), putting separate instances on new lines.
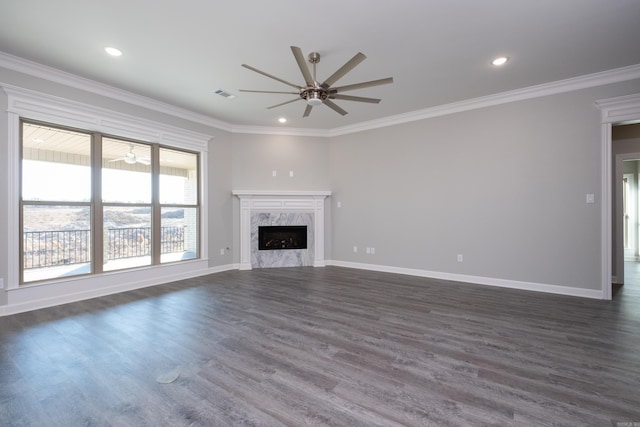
xmin=2 ymin=265 xmax=640 ymax=426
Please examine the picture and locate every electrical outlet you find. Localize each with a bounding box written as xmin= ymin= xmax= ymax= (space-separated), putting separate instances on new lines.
xmin=353 ymin=246 xmax=358 ymax=253
xmin=457 ymin=254 xmax=463 ymax=262
xmin=272 ymin=170 xmax=277 ymax=177
xmin=366 ymin=247 xmax=371 ymax=254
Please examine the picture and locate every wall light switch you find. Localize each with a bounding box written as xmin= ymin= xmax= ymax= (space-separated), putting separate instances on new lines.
xmin=586 ymin=193 xmax=595 ymax=204
xmin=289 ymin=170 xmax=294 ymax=177
xmin=457 ymin=254 xmax=463 ymax=262
xmin=353 ymin=246 xmax=358 ymax=253
xmin=220 ymin=248 xmax=225 ymax=255
xmin=337 ymin=201 xmax=342 ymax=208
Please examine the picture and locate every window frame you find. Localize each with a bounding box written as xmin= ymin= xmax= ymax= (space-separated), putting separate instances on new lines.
xmin=4 ymin=85 xmax=210 ymax=292
xmin=19 ymin=119 xmax=202 ymax=284
xmin=20 ymin=121 xmax=96 ymax=284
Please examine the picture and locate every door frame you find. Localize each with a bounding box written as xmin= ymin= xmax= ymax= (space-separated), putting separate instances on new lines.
xmin=597 ymin=93 xmax=640 ymax=300
xmin=622 ymin=171 xmax=637 ymax=261
xmin=615 ymin=157 xmax=640 ymax=285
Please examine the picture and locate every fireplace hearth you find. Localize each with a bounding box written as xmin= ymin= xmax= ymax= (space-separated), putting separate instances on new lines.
xmin=259 ymin=226 xmax=307 ymax=250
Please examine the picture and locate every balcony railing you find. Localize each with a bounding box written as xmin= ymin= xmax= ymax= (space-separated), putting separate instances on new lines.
xmin=23 ymin=226 xmax=185 ymax=269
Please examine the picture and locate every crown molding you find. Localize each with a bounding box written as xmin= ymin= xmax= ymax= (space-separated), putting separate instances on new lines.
xmin=1 ymin=50 xmax=639 ymax=138
xmin=0 ymin=51 xmax=233 ymax=132
xmin=328 ymin=63 xmax=640 ymax=137
xmin=228 ymin=124 xmax=330 ymax=138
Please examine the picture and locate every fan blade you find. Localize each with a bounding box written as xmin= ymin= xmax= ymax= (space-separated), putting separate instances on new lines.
xmin=321 ymin=52 xmax=366 ymax=88
xmin=291 ymin=46 xmax=314 ymax=87
xmin=323 ymin=99 xmax=348 ymax=116
xmin=303 ymin=104 xmax=313 ymax=117
xmin=109 ymin=158 xmax=126 ymax=162
xmin=138 ymin=158 xmax=151 ymax=165
xmin=330 ymin=94 xmax=381 ymax=104
xmin=241 ymin=64 xmax=302 ymax=90
xmin=332 ymin=77 xmax=394 ymax=93
xmin=267 ymin=98 xmax=303 ymax=109
xmin=239 ymin=89 xmax=299 ymax=95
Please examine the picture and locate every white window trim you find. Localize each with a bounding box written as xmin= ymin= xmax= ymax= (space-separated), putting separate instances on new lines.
xmin=2 ymin=83 xmax=211 ymax=313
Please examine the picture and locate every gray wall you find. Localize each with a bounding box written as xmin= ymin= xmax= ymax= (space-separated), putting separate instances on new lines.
xmin=208 ymin=130 xmax=234 ymax=267
xmin=329 ymin=81 xmax=640 ymax=290
xmin=230 ymin=133 xmax=332 ymax=262
xmin=1 ymin=60 xmax=640 ymax=306
xmin=231 ymin=133 xmax=331 ymax=191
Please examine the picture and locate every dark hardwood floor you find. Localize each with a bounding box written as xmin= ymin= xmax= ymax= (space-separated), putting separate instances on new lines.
xmin=2 ymin=266 xmax=640 ymax=426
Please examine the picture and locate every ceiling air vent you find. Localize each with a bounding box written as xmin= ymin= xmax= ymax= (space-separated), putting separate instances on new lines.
xmin=214 ymin=89 xmax=236 ymax=99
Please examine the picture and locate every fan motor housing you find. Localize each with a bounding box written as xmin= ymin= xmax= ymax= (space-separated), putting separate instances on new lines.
xmin=301 ymin=87 xmax=329 ymax=104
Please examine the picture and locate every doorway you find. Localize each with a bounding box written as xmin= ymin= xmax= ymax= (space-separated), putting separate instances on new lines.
xmin=611 ymin=124 xmax=640 ymax=298
xmin=599 ymin=93 xmax=640 ymax=300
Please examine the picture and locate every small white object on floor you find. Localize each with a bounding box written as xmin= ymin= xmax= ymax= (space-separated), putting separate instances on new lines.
xmin=156 ymin=368 xmax=180 ymax=384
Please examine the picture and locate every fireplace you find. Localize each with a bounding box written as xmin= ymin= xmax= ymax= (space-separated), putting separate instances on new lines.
xmin=232 ymin=190 xmax=331 ymax=269
xmin=259 ymin=226 xmax=307 ymax=250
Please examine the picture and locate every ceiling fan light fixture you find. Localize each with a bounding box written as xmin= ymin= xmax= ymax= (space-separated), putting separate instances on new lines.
xmin=124 ymin=156 xmax=136 ymax=164
xmin=240 ymin=46 xmax=393 ymax=117
xmin=307 ymin=91 xmax=323 ymax=106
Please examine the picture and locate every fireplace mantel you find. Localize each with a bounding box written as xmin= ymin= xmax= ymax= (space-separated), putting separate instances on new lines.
xmin=232 ymin=190 xmax=331 ymax=270
xmin=232 ymin=190 xmax=332 ymax=198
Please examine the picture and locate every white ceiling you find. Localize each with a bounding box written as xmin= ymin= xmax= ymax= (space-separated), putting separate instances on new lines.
xmin=1 ymin=0 xmax=639 ymax=131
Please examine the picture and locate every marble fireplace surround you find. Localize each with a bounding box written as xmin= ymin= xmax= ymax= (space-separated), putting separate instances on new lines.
xmin=233 ymin=191 xmax=331 ymax=270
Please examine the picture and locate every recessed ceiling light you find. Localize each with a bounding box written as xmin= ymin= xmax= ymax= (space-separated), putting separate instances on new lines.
xmin=492 ymin=56 xmax=508 ymax=66
xmin=278 ymin=117 xmax=287 ymax=124
xmin=104 ymin=46 xmax=123 ymax=57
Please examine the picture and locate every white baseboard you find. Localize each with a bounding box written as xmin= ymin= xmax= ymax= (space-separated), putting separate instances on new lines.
xmin=1 ymin=259 xmax=604 ymax=317
xmin=327 ymin=260 xmax=604 ymax=300
xmin=1 ymin=262 xmax=236 ymax=317
xmin=205 ymin=264 xmax=236 ymax=275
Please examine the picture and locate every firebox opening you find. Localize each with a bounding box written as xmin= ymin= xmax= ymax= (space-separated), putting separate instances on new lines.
xmin=259 ymin=225 xmax=307 ymax=250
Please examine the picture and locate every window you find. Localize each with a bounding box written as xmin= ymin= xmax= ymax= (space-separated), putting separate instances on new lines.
xmin=20 ymin=120 xmax=200 ymax=284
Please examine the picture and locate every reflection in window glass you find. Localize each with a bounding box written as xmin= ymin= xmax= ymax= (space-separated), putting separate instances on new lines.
xmin=161 ymin=207 xmax=198 ymax=263
xmin=159 ymin=148 xmax=198 ymax=204
xmin=22 ymin=205 xmax=91 ymax=282
xmin=102 ymin=138 xmax=151 ymax=203
xmin=103 ymin=206 xmax=152 ymax=271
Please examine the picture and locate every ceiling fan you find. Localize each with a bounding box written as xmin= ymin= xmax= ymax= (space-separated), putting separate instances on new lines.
xmin=240 ymin=46 xmax=393 ymax=117
xmin=110 ymin=144 xmax=150 ymax=165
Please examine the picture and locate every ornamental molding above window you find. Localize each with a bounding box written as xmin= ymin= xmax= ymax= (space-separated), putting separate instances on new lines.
xmin=1 ymin=83 xmax=212 ymax=152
